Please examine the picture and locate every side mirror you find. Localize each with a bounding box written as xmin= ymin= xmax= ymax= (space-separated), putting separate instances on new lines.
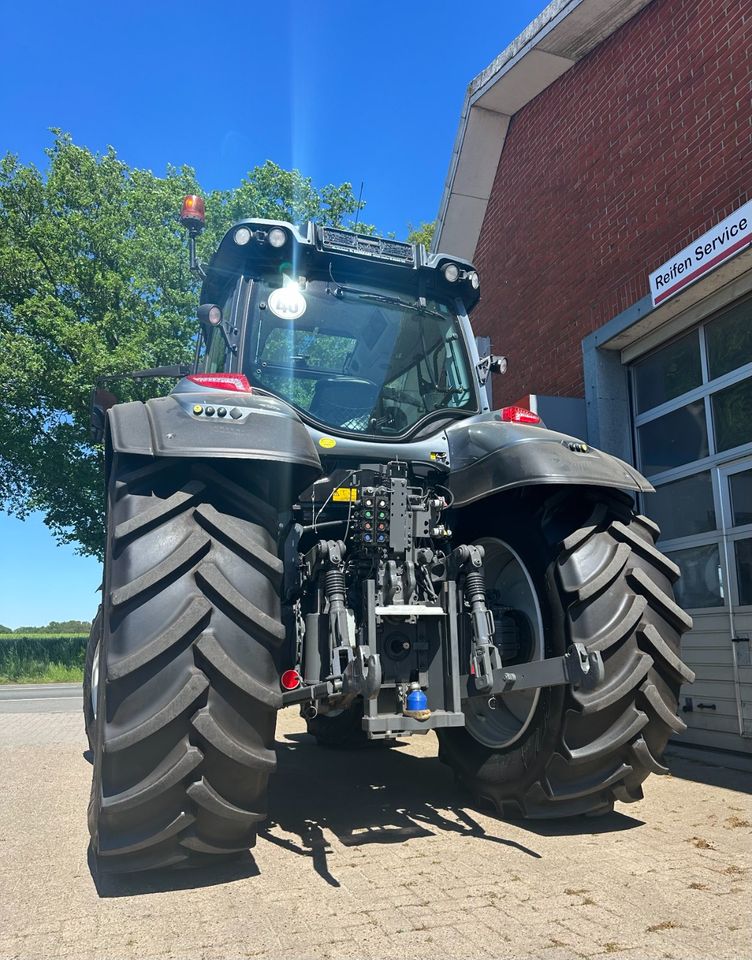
xmin=88 ymin=366 xmax=191 ymax=443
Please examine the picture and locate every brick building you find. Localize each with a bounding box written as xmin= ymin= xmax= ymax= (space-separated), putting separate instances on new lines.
xmin=435 ymin=0 xmax=752 ymax=759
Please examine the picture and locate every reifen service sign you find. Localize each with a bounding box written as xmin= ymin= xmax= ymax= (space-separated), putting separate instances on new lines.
xmin=649 ymin=199 xmax=752 ymax=307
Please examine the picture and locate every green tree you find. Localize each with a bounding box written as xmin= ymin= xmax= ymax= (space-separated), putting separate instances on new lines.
xmin=406 ymin=220 xmax=435 ymax=249
xmin=7 ymin=619 xmax=91 ymax=634
xmin=0 ymin=133 xmax=371 ymax=557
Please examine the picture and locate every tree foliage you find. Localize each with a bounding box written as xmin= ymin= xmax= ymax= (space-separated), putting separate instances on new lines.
xmin=0 ymin=619 xmax=91 ymax=634
xmin=406 ymin=220 xmax=435 ymax=249
xmin=0 ymin=132 xmax=378 ymax=557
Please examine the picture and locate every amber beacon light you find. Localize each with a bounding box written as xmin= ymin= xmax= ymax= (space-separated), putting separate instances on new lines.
xmin=180 ymin=195 xmax=206 ymax=233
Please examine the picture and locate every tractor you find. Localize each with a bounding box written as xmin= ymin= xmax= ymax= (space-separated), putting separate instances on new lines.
xmin=84 ymin=196 xmax=694 ymax=873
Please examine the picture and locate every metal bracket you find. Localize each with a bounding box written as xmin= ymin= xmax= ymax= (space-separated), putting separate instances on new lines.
xmin=446 ymin=543 xmax=501 ymax=692
xmin=476 ymin=354 xmax=508 ymax=386
xmin=341 ymin=645 xmax=382 ymax=700
xmin=374 ymin=604 xmax=445 ymax=619
xmin=280 ymin=677 xmax=341 ymax=707
xmin=279 ymin=646 xmax=382 ymax=707
xmin=464 ymin=643 xmax=604 ymax=698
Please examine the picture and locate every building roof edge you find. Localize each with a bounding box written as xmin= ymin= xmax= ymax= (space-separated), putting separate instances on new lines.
xmin=433 ymin=0 xmax=652 ymax=260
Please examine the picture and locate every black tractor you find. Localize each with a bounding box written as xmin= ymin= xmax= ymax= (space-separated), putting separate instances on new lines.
xmin=84 ymin=197 xmax=694 ymax=873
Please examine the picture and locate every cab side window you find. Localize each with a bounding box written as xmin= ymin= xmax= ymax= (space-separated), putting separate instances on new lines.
xmin=205 ymin=323 xmax=227 ymax=373
xmin=203 ymin=283 xmax=237 ymax=373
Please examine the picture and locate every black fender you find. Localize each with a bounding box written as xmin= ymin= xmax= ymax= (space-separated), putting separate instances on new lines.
xmin=446 ymin=418 xmax=652 ymax=508
xmin=106 ymin=389 xmax=322 ymax=506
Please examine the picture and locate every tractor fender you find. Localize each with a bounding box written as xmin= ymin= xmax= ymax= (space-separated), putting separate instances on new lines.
xmin=446 ymin=418 xmax=652 ymax=507
xmin=106 ymin=390 xmax=322 ymax=503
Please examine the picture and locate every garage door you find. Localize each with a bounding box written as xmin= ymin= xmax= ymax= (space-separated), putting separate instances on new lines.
xmin=631 ymin=296 xmax=752 ymax=752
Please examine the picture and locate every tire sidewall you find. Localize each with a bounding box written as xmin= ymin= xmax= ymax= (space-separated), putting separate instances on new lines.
xmin=83 ymin=607 xmax=102 ymax=750
xmin=87 ymin=463 xmax=118 ymax=842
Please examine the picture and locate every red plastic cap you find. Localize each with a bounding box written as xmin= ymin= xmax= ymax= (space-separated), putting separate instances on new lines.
xmin=280 ymin=669 xmax=301 ymax=691
xmin=180 ymin=194 xmax=205 ymax=225
xmin=499 ymin=405 xmax=541 ymax=425
xmin=186 ymin=373 xmax=252 ymax=393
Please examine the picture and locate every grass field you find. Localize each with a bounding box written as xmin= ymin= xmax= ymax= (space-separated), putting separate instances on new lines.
xmin=0 ymin=634 xmax=87 ymax=683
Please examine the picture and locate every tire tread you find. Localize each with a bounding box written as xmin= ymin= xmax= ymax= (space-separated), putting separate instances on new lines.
xmin=90 ymin=455 xmax=283 ymax=874
xmin=437 ymin=489 xmax=693 ymax=820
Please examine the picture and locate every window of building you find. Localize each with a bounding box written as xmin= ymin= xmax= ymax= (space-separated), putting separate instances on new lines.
xmin=729 ymin=469 xmax=752 ymax=526
xmin=705 ymin=298 xmax=752 ymax=380
xmin=664 ymin=543 xmax=724 ymax=609
xmin=633 ymin=330 xmax=702 ymax=413
xmin=636 ymin=400 xmax=708 ymax=474
xmin=711 ymin=377 xmax=752 ymax=453
xmin=734 ymin=538 xmax=752 ymax=606
xmin=647 ymin=472 xmax=715 ymax=541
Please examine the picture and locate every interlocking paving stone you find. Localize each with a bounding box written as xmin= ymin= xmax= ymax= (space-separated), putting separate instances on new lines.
xmin=0 ymin=708 xmax=749 ymax=959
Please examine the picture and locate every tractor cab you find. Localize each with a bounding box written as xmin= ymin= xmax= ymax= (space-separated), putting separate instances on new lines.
xmin=194 ymin=214 xmax=486 ymax=440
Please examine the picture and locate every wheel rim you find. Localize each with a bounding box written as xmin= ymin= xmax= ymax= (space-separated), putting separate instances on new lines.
xmin=463 ymin=537 xmax=545 ymax=750
xmin=90 ymin=641 xmax=100 ymax=721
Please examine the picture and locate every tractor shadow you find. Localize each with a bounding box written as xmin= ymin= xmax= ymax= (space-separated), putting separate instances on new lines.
xmin=259 ymin=729 xmax=643 ymax=887
xmin=90 ymin=844 xmax=261 ymax=898
xmin=90 ymin=729 xmax=644 ymax=896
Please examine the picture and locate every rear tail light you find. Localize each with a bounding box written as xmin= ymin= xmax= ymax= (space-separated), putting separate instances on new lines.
xmin=280 ymin=669 xmax=301 ymax=691
xmin=499 ymin=405 xmax=541 ymax=425
xmin=186 ymin=373 xmax=252 ymax=393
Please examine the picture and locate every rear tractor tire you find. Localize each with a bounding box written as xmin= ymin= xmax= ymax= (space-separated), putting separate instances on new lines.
xmin=88 ymin=456 xmax=285 ymax=873
xmin=438 ymin=488 xmax=694 ymax=819
xmin=306 ymin=700 xmax=370 ymax=747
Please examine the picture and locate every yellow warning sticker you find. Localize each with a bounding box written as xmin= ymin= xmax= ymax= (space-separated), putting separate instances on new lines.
xmin=332 ymin=487 xmax=357 ymax=502
xmin=319 ymin=437 xmax=336 ymax=449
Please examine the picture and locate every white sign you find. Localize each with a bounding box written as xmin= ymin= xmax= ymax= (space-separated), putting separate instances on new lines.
xmin=649 ymin=200 xmax=752 ymax=307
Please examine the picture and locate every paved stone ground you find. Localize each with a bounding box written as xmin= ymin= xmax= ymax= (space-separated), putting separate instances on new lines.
xmin=0 ymin=708 xmax=750 ymax=960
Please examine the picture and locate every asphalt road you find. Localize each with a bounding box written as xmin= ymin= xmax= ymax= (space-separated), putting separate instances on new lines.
xmin=0 ymin=682 xmax=82 ymax=713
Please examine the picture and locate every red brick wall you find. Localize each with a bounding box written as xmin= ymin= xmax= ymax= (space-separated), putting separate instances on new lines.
xmin=472 ymin=0 xmax=752 ymax=403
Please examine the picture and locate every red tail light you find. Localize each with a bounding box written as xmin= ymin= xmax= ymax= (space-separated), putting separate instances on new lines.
xmin=499 ymin=405 xmax=541 ymax=425
xmin=180 ymin=194 xmax=205 ymax=227
xmin=186 ymin=373 xmax=252 ymax=393
xmin=280 ymin=670 xmax=301 ymax=691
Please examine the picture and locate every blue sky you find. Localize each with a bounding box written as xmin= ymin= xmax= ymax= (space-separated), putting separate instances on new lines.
xmin=0 ymin=0 xmax=543 ymax=628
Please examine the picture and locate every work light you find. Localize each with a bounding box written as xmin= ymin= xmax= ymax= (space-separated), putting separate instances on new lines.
xmin=268 ymin=227 xmax=287 ymax=248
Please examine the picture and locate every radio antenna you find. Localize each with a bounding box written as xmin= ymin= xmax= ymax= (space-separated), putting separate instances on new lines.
xmin=353 ymin=181 xmax=365 ymax=233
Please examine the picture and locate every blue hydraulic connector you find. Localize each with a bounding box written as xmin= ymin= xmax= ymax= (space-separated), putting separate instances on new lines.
xmin=404 ymin=682 xmax=430 ymax=719
xmin=406 ymin=686 xmax=428 ymax=712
